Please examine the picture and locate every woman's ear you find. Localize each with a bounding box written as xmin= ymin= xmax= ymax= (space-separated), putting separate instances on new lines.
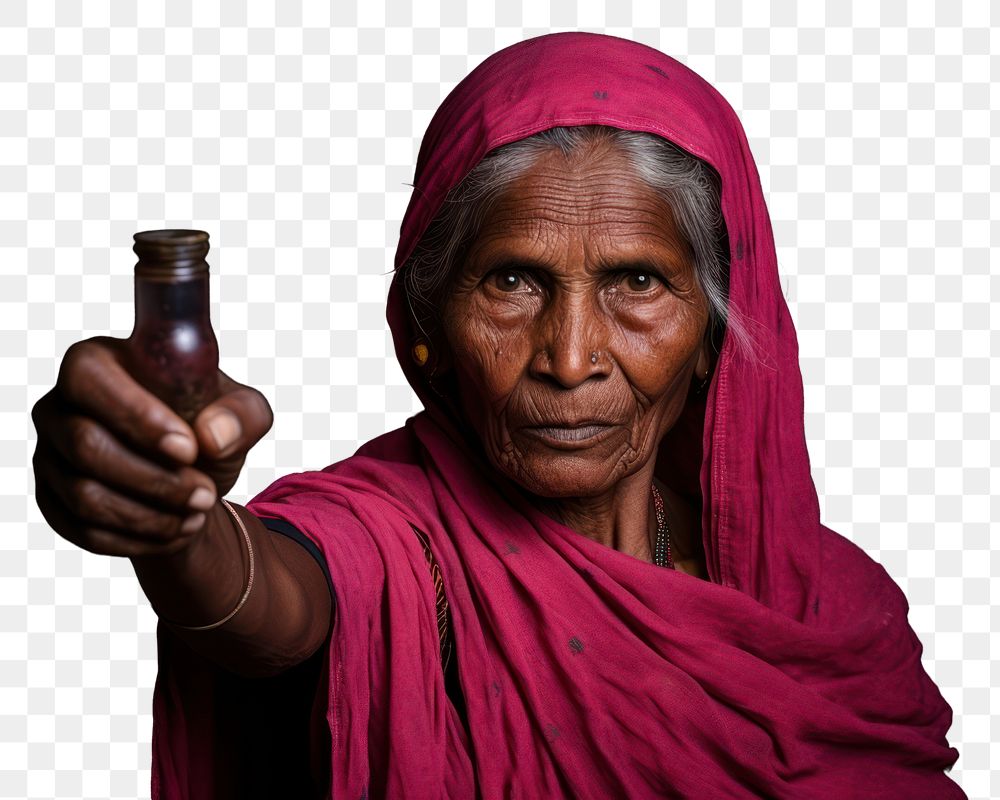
xmin=418 ymin=331 xmax=453 ymax=378
xmin=409 ymin=321 xmax=454 ymax=377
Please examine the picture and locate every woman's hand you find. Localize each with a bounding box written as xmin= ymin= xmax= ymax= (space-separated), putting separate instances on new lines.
xmin=31 ymin=335 xmax=273 ymax=559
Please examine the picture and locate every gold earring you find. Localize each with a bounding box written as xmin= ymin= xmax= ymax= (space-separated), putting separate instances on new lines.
xmin=412 ymin=340 xmax=430 ymax=367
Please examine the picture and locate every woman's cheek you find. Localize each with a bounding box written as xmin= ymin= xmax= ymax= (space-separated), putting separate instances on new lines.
xmin=617 ymin=322 xmax=701 ymax=400
xmin=448 ymin=322 xmax=512 ymax=416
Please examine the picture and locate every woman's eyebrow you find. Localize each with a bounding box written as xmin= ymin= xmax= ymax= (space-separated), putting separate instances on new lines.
xmin=479 ymin=255 xmax=555 ymax=271
xmin=594 ymin=258 xmax=679 ymax=273
xmin=476 ymin=255 xmax=678 ymax=274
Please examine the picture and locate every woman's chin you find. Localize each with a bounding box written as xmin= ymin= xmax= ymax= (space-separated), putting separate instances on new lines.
xmin=498 ymin=428 xmax=635 ymax=498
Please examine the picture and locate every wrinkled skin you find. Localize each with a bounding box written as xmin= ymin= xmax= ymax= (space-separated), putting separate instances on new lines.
xmin=436 ymin=142 xmax=712 ymax=573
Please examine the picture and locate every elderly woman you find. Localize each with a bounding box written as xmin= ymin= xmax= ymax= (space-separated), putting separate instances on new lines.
xmin=32 ymin=32 xmax=962 ymax=799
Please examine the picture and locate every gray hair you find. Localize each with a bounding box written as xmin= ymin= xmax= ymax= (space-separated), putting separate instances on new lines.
xmin=400 ymin=124 xmax=759 ymax=371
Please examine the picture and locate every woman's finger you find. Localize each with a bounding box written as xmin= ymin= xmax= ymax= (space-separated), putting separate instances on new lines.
xmin=34 ymin=479 xmax=196 ymax=559
xmin=32 ymin=440 xmax=206 ymax=548
xmin=53 ymin=337 xmax=199 ymax=464
xmin=41 ymin=404 xmax=217 ymax=514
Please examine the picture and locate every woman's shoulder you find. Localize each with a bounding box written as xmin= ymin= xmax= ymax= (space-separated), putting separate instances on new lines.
xmin=352 ymin=416 xmax=424 ymax=465
xmin=333 ymin=416 xmax=437 ymax=503
xmin=247 ymin=415 xmax=437 ymax=536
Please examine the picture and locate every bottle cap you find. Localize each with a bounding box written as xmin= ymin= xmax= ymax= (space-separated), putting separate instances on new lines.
xmin=133 ymin=230 xmax=210 ymax=278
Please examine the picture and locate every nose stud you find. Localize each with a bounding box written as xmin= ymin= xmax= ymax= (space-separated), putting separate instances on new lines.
xmin=590 ymin=352 xmax=599 ymax=365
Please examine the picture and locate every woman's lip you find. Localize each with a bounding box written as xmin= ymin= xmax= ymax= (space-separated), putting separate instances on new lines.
xmin=519 ymin=424 xmax=616 ymax=448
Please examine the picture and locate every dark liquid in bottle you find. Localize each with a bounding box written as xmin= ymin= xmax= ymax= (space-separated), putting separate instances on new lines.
xmin=126 ymin=230 xmax=220 ymax=425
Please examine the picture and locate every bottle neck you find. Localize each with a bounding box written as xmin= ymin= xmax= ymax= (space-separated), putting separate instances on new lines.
xmin=133 ymin=271 xmax=212 ymax=328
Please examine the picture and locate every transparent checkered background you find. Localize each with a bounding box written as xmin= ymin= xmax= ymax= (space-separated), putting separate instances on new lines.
xmin=3 ymin=1 xmax=995 ymax=797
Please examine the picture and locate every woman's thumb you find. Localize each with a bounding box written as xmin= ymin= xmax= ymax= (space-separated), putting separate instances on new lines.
xmin=192 ymin=385 xmax=273 ymax=462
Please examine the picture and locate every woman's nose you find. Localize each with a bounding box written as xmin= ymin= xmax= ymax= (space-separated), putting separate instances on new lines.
xmin=529 ymin=296 xmax=611 ymax=389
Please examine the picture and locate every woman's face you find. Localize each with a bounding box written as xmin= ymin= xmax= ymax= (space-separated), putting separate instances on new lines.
xmin=439 ymin=144 xmax=712 ymax=498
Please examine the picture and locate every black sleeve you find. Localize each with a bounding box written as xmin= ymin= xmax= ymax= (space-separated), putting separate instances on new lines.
xmin=257 ymin=516 xmax=334 ymax=600
xmin=203 ymin=515 xmax=335 ymax=796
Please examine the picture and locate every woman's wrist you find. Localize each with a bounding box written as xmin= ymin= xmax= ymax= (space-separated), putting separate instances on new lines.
xmin=129 ymin=499 xmax=251 ymax=629
xmin=161 ymin=499 xmax=256 ymax=630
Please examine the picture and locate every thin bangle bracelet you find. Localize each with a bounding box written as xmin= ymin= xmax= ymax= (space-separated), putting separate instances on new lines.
xmin=162 ymin=497 xmax=255 ymax=631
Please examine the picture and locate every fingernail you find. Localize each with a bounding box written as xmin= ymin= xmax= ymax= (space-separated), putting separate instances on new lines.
xmin=187 ymin=486 xmax=216 ymax=512
xmin=181 ymin=512 xmax=206 ymax=534
xmin=206 ymin=411 xmax=241 ymax=452
xmin=159 ymin=432 xmax=196 ymax=462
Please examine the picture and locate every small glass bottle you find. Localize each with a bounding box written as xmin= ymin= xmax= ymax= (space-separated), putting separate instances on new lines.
xmin=125 ymin=229 xmax=221 ymax=425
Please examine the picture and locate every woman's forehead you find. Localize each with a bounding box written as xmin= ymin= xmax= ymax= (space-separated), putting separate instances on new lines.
xmin=467 ymin=161 xmax=689 ymax=262
xmin=476 ymin=191 xmax=680 ymax=233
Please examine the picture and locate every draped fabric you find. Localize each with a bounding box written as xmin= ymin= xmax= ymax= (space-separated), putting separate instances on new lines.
xmin=150 ymin=32 xmax=964 ymax=798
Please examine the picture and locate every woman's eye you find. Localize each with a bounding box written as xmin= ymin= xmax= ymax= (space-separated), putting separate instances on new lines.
xmin=492 ymin=270 xmax=532 ymax=293
xmin=618 ymin=271 xmax=661 ymax=292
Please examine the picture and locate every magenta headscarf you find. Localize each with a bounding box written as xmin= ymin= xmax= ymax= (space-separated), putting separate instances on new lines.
xmin=150 ymin=32 xmax=964 ymax=798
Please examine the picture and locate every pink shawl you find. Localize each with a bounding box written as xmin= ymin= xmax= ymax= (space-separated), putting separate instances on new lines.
xmin=150 ymin=32 xmax=964 ymax=798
